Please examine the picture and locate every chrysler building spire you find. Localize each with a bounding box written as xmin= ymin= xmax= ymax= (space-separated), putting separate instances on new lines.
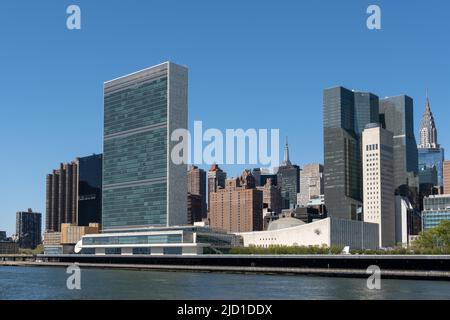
xmin=418 ymin=90 xmax=439 ymax=149
xmin=282 ymin=136 xmax=292 ymax=166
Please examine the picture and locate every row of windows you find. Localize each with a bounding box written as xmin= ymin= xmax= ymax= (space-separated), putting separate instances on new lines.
xmin=423 ymin=198 xmax=450 ymax=211
xmin=103 ymin=128 xmax=167 ymax=185
xmin=366 ymin=153 xmax=378 ymax=158
xmin=82 ymin=234 xmax=182 ymax=245
xmin=102 ymin=183 xmax=167 ymax=228
xmin=104 ymin=77 xmax=168 ymax=136
xmin=82 ymin=247 xmax=184 ymax=255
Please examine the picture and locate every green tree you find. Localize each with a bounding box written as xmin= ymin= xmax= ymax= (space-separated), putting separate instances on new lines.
xmin=18 ymin=244 xmax=44 ymax=255
xmin=414 ymin=220 xmax=450 ymax=252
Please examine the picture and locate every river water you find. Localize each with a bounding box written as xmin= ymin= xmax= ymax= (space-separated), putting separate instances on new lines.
xmin=1 ymin=266 xmax=449 ymax=299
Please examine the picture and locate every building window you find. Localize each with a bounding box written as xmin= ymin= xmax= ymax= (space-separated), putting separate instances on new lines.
xmin=163 ymin=247 xmax=182 ymax=255
xmin=132 ymin=247 xmax=151 ymax=255
xmin=105 ymin=247 xmax=121 ymax=255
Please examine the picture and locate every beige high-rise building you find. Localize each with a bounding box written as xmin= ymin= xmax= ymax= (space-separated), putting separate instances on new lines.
xmin=444 ymin=161 xmax=450 ymax=194
xmin=209 ymin=174 xmax=263 ymax=233
xmin=298 ymin=163 xmax=324 ymax=207
xmin=362 ymin=123 xmax=395 ymax=247
xmin=256 ymin=178 xmax=282 ymax=215
xmin=60 ymin=223 xmax=100 ymax=245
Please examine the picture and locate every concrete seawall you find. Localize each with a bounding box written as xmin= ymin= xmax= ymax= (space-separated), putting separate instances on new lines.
xmin=2 ymin=254 xmax=450 ymax=280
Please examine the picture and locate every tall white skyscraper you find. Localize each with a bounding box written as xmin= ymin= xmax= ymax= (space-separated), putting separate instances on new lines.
xmin=362 ymin=123 xmax=395 ymax=247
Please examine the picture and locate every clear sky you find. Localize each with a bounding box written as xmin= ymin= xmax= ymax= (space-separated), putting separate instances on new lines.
xmin=1 ymin=0 xmax=449 ymax=235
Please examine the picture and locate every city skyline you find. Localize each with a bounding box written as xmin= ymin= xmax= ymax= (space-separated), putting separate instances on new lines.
xmin=1 ymin=74 xmax=447 ymax=236
xmin=2 ymin=1 xmax=450 ymax=235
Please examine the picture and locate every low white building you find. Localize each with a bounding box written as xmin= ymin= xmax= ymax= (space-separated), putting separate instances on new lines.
xmin=237 ymin=217 xmax=379 ymax=250
xmin=395 ymin=196 xmax=413 ymax=247
xmin=72 ymin=226 xmax=242 ymax=256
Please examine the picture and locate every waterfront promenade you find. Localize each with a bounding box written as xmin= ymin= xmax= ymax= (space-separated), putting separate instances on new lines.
xmin=2 ymin=254 xmax=450 ymax=280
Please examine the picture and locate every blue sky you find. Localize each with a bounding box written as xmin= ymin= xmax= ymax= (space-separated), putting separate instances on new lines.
xmin=1 ymin=0 xmax=449 ymax=235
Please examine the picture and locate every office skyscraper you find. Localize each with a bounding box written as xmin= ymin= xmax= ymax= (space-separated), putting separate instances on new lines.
xmin=252 ymin=168 xmax=278 ymax=187
xmin=362 ymin=124 xmax=395 ymax=247
xmin=46 ymin=162 xmax=77 ymax=232
xmin=77 ymin=154 xmax=103 ymax=226
xmin=277 ymin=138 xmax=300 ymax=209
xmin=257 ymin=178 xmax=282 ymax=215
xmin=252 ymin=168 xmax=262 ymax=187
xmin=46 ymin=154 xmax=102 ymax=232
xmin=380 ymin=95 xmax=421 ymax=241
xmin=187 ymin=193 xmax=203 ymax=224
xmin=418 ymin=92 xmax=438 ymax=149
xmin=187 ymin=166 xmax=207 ymax=220
xmin=102 ymin=61 xmax=187 ymax=231
xmin=207 ymin=164 xmax=227 ymax=213
xmin=417 ymin=93 xmax=445 ymax=187
xmin=323 ymin=87 xmax=379 ymax=220
xmin=379 ymin=95 xmax=419 ymax=197
xmin=298 ymin=163 xmax=324 ymax=207
xmin=16 ymin=209 xmax=42 ymax=249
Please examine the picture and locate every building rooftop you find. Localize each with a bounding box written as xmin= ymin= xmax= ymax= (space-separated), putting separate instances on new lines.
xmin=267 ymin=217 xmax=305 ymax=231
xmin=425 ymin=194 xmax=450 ymax=199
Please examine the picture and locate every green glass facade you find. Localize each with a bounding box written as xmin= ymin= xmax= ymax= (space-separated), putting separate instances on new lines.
xmin=422 ymin=212 xmax=450 ymax=231
xmin=102 ymin=62 xmax=188 ymax=231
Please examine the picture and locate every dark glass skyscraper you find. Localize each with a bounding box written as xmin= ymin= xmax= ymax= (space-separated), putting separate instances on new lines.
xmin=77 ymin=154 xmax=103 ymax=226
xmin=252 ymin=168 xmax=278 ymax=187
xmin=418 ymin=148 xmax=443 ymax=185
xmin=277 ymin=138 xmax=300 ymax=209
xmin=379 ymin=95 xmax=419 ymax=197
xmin=354 ymin=92 xmax=380 ymax=135
xmin=16 ymin=209 xmax=42 ymax=249
xmin=102 ymin=61 xmax=187 ymax=231
xmin=277 ymin=165 xmax=300 ymax=209
xmin=417 ymin=93 xmax=445 ymax=187
xmin=323 ymin=87 xmax=379 ymax=220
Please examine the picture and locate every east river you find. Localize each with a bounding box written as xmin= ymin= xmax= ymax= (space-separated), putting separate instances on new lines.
xmin=1 ymin=266 xmax=449 ymax=299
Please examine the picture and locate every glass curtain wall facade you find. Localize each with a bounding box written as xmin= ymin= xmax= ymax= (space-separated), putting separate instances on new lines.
xmin=418 ymin=148 xmax=445 ymax=187
xmin=77 ymin=154 xmax=103 ymax=226
xmin=323 ymin=87 xmax=378 ymax=220
xmin=102 ymin=62 xmax=187 ymax=231
xmin=277 ymin=165 xmax=300 ymax=209
xmin=379 ymin=96 xmax=419 ymax=198
xmin=422 ymin=195 xmax=450 ymax=230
